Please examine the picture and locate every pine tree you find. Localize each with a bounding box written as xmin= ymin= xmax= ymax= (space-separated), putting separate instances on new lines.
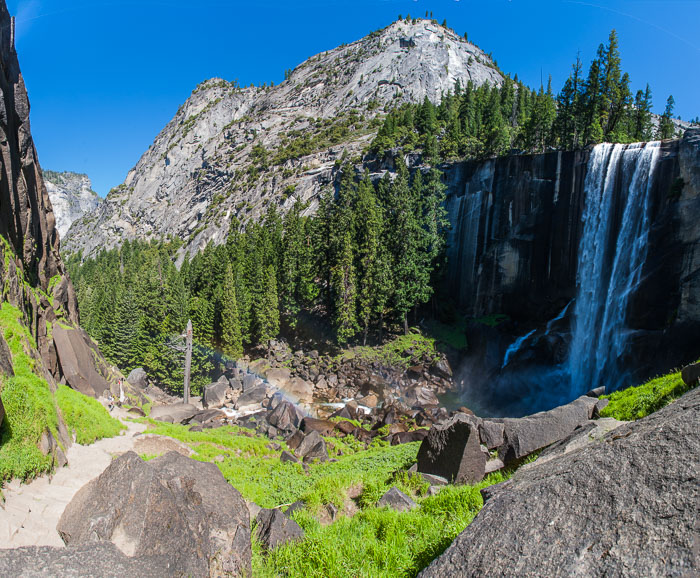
xmin=257 ymin=265 xmax=280 ymax=344
xmin=657 ymin=95 xmax=676 ymax=140
xmin=220 ymin=264 xmax=243 ymax=358
xmin=331 ymin=231 xmax=358 ymax=344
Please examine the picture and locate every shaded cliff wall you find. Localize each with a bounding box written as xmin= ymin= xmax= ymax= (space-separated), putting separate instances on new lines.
xmin=443 ymin=132 xmax=698 ymax=386
xmin=0 ymin=3 xmax=79 ymax=381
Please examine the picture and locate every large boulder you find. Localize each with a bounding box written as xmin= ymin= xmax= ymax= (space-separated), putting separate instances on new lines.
xmin=57 ymin=451 xmax=251 ymax=577
xmin=417 ymin=414 xmax=486 ymax=484
xmin=52 ymin=325 xmax=110 ymax=398
xmin=681 ymin=361 xmax=700 ymax=386
xmin=149 ymin=403 xmax=198 ymax=424
xmin=127 ymin=367 xmax=148 ymax=389
xmin=497 ymin=395 xmax=598 ymax=464
xmin=254 ymin=508 xmax=304 ymax=551
xmin=295 ymin=430 xmax=328 ymax=462
xmin=267 ymin=401 xmax=302 ymax=433
xmin=300 ymin=417 xmax=336 ymax=436
xmin=419 ymin=387 xmax=700 ymax=577
xmin=203 ymin=380 xmax=229 ymax=409
xmin=235 ymin=385 xmax=267 ymax=409
xmin=286 ymin=377 xmax=314 ymax=403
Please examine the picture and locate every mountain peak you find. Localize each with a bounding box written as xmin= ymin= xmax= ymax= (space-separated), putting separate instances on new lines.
xmin=63 ymin=20 xmax=503 ymax=258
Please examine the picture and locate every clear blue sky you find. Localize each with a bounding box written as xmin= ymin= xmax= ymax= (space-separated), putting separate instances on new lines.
xmin=7 ymin=0 xmax=699 ymax=197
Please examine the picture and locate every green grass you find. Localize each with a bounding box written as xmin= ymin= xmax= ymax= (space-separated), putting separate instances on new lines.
xmin=56 ymin=385 xmax=124 ymax=444
xmin=339 ymin=333 xmax=440 ymax=369
xmin=0 ymin=304 xmax=58 ymax=481
xmin=600 ymin=363 xmax=698 ymax=421
xmin=252 ymin=472 xmax=509 ymax=577
xmin=473 ymin=313 xmax=509 ymax=327
xmin=143 ymin=420 xmax=419 ymax=509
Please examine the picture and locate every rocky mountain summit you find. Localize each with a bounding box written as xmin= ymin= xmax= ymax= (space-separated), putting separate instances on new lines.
xmin=63 ymin=19 xmax=502 ymax=258
xmin=42 ymin=170 xmax=100 ymax=237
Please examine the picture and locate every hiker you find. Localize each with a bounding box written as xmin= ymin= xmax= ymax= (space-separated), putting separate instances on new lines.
xmin=118 ymin=378 xmax=125 ymax=406
xmin=107 ymin=393 xmax=115 ymax=412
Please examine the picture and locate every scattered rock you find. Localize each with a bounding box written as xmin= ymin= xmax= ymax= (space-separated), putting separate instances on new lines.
xmin=255 ymin=508 xmax=304 ymax=552
xmin=267 ymin=401 xmax=302 ymax=433
xmin=420 ymin=472 xmax=448 ymax=486
xmin=417 ymin=414 xmax=485 ymax=484
xmin=127 ymin=406 xmax=146 ymax=417
xmin=203 ymin=380 xmax=229 ymax=409
xmin=484 ymin=458 xmax=504 ymax=474
xmin=432 ymin=358 xmax=453 ymax=379
xmin=586 ymin=385 xmax=606 ymax=397
xmin=285 ymin=501 xmax=305 ymax=517
xmin=0 ymin=333 xmax=14 ymax=377
xmin=377 ymin=487 xmax=417 ymax=512
xmin=235 ymin=385 xmax=267 ymax=408
xmin=391 ymin=430 xmax=428 ymax=445
xmin=286 ymin=430 xmax=305 ymax=451
xmin=149 ymin=403 xmax=198 ymax=424
xmin=296 ymin=430 xmax=328 ymax=462
xmin=300 ymin=417 xmax=336 ymax=436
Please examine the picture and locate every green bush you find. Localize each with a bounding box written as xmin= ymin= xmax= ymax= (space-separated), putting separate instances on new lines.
xmin=600 ymin=363 xmax=698 ymax=421
xmin=55 ymin=385 xmax=124 ymax=445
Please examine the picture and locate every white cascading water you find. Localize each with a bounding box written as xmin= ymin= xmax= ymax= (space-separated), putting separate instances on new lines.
xmin=568 ymin=141 xmax=661 ymax=396
xmin=502 ymin=329 xmax=537 ymax=369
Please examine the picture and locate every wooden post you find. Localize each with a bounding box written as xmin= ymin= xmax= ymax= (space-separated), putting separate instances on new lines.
xmin=183 ymin=319 xmax=192 ymax=405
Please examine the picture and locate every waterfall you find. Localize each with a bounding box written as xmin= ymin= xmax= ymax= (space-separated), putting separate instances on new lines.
xmin=568 ymin=141 xmax=661 ymax=396
xmin=545 ymin=299 xmax=573 ymax=336
xmin=502 ymin=329 xmax=537 ymax=369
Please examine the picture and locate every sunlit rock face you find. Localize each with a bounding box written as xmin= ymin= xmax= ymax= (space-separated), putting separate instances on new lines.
xmin=43 ymin=171 xmax=100 ymax=238
xmin=63 ymin=19 xmax=503 ymax=259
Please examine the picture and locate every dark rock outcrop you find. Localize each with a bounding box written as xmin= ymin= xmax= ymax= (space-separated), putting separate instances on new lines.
xmin=255 ymin=508 xmax=304 ymax=551
xmin=420 ymin=387 xmax=700 ymax=577
xmin=57 ymin=451 xmax=251 ymax=577
xmin=295 ymin=430 xmax=328 ymax=462
xmin=417 ymin=414 xmax=485 ymax=484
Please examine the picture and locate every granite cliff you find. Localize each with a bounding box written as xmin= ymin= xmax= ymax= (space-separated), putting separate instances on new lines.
xmin=42 ymin=171 xmax=100 ymax=238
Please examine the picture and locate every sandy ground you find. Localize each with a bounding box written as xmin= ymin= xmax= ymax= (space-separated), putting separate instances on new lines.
xmin=0 ymin=407 xmax=148 ymax=548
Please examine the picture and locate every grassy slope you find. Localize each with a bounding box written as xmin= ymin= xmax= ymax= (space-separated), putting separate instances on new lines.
xmin=143 ymin=419 xmax=516 ymax=577
xmin=601 ymin=362 xmax=698 ymax=421
xmin=55 ymin=385 xmax=124 ymax=444
xmin=0 ymin=304 xmax=123 ymax=482
xmin=0 ymin=305 xmax=58 ymax=481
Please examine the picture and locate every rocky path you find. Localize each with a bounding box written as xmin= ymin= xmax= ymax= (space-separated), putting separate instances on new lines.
xmin=0 ymin=408 xmax=147 ymax=548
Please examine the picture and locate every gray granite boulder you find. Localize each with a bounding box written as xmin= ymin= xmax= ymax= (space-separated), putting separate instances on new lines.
xmin=149 ymin=403 xmax=198 ymax=424
xmin=497 ymin=395 xmax=598 ymax=464
xmin=127 ymin=367 xmax=148 ymax=389
xmin=377 ymin=487 xmax=417 ymax=512
xmin=202 ymin=380 xmax=229 ymax=409
xmin=57 ymin=451 xmax=251 ymax=577
xmin=681 ymin=361 xmax=700 ymax=386
xmin=53 ymin=325 xmax=110 ymax=398
xmin=419 ymin=387 xmax=700 ymax=577
xmin=417 ymin=414 xmax=486 ymax=484
xmin=296 ymin=430 xmax=328 ymax=462
xmin=255 ymin=508 xmax=304 ymax=551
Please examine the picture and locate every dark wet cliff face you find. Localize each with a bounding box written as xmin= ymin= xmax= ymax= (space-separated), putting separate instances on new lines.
xmin=443 ymin=131 xmax=700 ymax=416
xmin=0 ymin=2 xmax=78 ymax=376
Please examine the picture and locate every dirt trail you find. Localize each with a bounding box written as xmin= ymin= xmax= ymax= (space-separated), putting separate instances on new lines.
xmin=0 ymin=407 xmax=148 ymax=548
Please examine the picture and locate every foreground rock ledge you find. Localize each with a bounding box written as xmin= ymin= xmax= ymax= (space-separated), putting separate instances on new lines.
xmin=419 ymin=387 xmax=700 ymax=577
